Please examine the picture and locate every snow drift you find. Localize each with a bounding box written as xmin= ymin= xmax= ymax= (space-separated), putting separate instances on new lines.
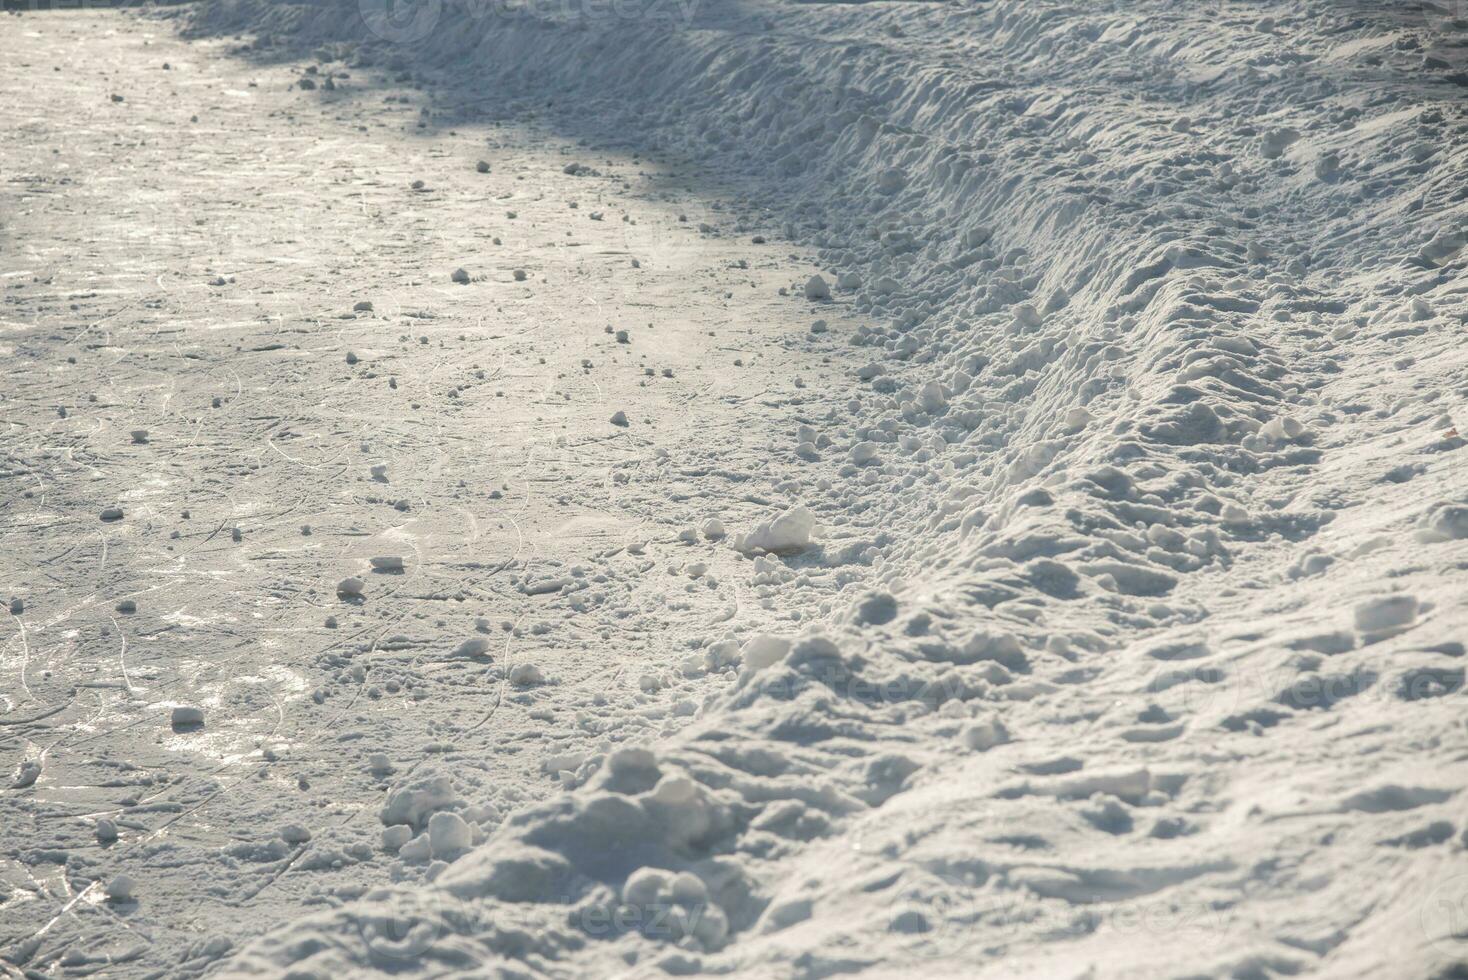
xmin=186 ymin=0 xmax=1468 ymax=976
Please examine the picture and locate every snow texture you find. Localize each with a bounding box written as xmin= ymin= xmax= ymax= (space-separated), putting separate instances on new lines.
xmin=3 ymin=1 xmax=1467 ymax=978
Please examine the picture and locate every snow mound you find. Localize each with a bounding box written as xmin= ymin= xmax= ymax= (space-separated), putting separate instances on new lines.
xmin=195 ymin=1 xmax=1468 ymax=977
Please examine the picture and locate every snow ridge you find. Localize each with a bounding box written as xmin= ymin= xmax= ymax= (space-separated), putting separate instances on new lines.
xmin=192 ymin=1 xmax=1468 ymax=976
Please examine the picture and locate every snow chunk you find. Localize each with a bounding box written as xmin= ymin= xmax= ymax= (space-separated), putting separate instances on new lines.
xmin=1260 ymin=415 xmax=1306 ymax=443
xmin=378 ymin=772 xmax=459 ymax=830
xmin=916 ymin=381 xmax=948 ymax=414
xmin=428 ymin=811 xmax=473 ymax=857
xmin=399 ymin=833 xmax=431 ymax=863
xmin=171 ymin=705 xmax=205 ymax=728
xmin=106 ymin=875 xmax=136 ymax=902
xmin=622 ymin=867 xmax=669 ymax=907
xmin=740 ymin=634 xmax=792 ymax=672
xmin=279 ymin=823 xmax=312 ymax=844
xmin=11 ymin=760 xmax=41 ymax=789
xmin=732 ymin=505 xmax=816 ymax=555
xmin=381 ymin=825 xmax=413 ymax=852
xmin=452 ymin=636 xmax=491 ymax=659
xmin=509 ymin=662 xmax=545 ymax=686
xmin=1353 ymin=595 xmax=1418 ymax=635
xmin=964 ymin=226 xmax=993 ymax=248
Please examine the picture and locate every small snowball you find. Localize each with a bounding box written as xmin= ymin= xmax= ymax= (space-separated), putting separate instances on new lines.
xmin=509 ymin=662 xmax=545 ymax=686
xmin=279 ymin=823 xmax=312 ymax=844
xmin=623 ymin=867 xmax=670 ymax=907
xmin=171 ymin=705 xmax=205 ymax=728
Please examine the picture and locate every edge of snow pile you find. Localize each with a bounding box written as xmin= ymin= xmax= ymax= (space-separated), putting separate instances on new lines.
xmin=188 ymin=2 xmax=1468 ymax=976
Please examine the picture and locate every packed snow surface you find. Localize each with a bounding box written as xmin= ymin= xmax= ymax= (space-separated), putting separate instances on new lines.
xmin=3 ymin=1 xmax=1468 ymax=978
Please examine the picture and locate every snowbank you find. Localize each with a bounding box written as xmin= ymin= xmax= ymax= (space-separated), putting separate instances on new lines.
xmin=195 ymin=1 xmax=1468 ymax=976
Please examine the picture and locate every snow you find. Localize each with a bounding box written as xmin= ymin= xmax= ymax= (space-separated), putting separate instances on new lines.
xmin=426 ymin=811 xmax=472 ymax=858
xmin=10 ymin=761 xmax=42 ymax=791
xmin=737 ymin=634 xmax=791 ymax=673
xmin=279 ymin=823 xmax=312 ymax=844
xmin=381 ymin=825 xmax=413 ymax=853
xmin=450 ymin=636 xmax=491 ymax=659
xmin=378 ymin=772 xmax=460 ymax=831
xmin=507 ymin=662 xmax=545 ymax=687
xmin=4 ymin=1 xmax=1467 ymax=978
xmin=105 ymin=875 xmax=136 ymax=902
xmin=731 ymin=505 xmax=817 ymax=556
xmin=169 ymin=705 xmax=205 ymax=728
